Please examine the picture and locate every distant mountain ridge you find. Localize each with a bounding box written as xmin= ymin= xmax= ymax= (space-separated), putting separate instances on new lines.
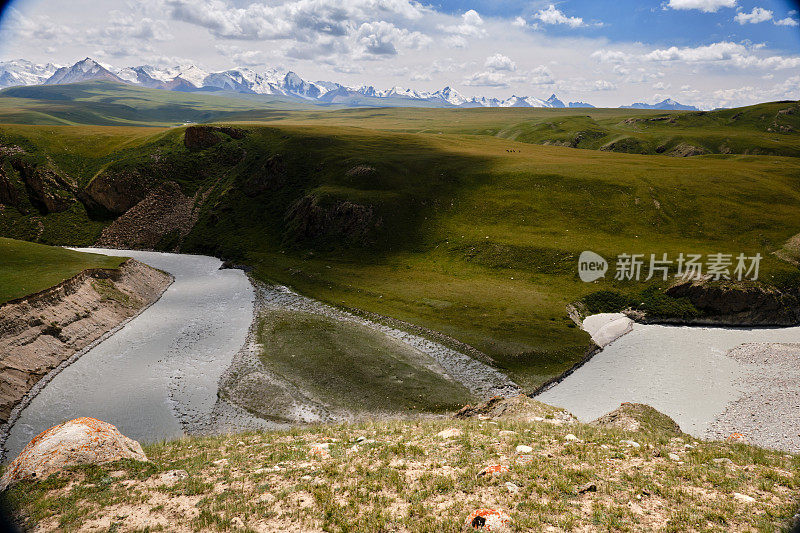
xmin=620 ymin=98 xmax=699 ymax=111
xmin=0 ymin=57 xmax=699 ymax=110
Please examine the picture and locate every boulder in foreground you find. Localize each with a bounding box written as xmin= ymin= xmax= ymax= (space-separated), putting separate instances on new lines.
xmin=0 ymin=417 xmax=147 ymax=491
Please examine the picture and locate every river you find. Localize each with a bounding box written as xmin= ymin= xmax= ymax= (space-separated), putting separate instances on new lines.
xmin=6 ymin=248 xmax=799 ymax=457
xmin=3 ymin=249 xmax=254 ymax=459
xmin=537 ymin=319 xmax=800 ymax=450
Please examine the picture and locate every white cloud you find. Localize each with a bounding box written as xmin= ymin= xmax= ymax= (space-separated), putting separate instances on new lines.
xmin=734 ymin=7 xmax=773 ymax=24
xmin=666 ymin=0 xmax=736 ymax=13
xmin=529 ymin=65 xmax=554 ymax=85
xmin=440 ymin=9 xmax=486 ymax=38
xmin=355 ymin=21 xmax=430 ymax=56
xmin=643 ymin=41 xmax=746 ymax=62
xmin=512 ymin=16 xmax=526 ymax=27
xmin=591 ymin=50 xmax=632 ymax=64
xmin=775 ymin=17 xmax=799 ymax=26
xmin=464 ymin=63 xmax=549 ymax=87
xmin=534 ymin=5 xmax=586 ymax=28
xmin=215 ymin=45 xmax=271 ymax=66
xmin=167 ymin=0 xmax=428 ymax=41
xmin=464 ymin=70 xmax=512 ymax=87
xmin=484 ymin=53 xmax=516 ymax=72
xmin=332 ymin=64 xmax=363 ymax=74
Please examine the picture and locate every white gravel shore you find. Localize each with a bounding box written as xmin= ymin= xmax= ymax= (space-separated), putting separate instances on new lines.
xmin=708 ymin=343 xmax=800 ymax=453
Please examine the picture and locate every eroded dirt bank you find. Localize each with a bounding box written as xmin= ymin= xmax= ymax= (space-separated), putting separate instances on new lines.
xmin=0 ymin=259 xmax=172 ymax=425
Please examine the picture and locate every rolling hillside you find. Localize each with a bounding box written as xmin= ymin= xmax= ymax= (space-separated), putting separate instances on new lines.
xmin=1 ymin=99 xmax=799 ymax=388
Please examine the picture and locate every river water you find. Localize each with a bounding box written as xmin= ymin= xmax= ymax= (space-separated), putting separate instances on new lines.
xmin=537 ymin=321 xmax=800 ymax=439
xmin=5 ymin=247 xmax=799 ymax=457
xmin=3 ymin=249 xmax=254 ymax=459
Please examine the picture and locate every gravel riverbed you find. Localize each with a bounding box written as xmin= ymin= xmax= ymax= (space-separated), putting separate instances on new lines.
xmin=707 ymin=343 xmax=800 ymax=452
xmin=204 ymin=279 xmax=520 ymax=433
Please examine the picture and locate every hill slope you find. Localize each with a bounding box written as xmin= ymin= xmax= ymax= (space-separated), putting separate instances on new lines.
xmin=1 ymin=401 xmax=798 ymax=532
xmin=1 ymin=120 xmax=799 ymax=389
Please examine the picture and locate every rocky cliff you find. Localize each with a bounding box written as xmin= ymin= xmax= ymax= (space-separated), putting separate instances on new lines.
xmin=627 ymin=279 xmax=800 ymax=327
xmin=0 ymin=259 xmax=171 ymax=425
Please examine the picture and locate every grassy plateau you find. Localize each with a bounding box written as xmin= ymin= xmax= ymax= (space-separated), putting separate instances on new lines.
xmin=0 ymin=237 xmax=124 ymax=304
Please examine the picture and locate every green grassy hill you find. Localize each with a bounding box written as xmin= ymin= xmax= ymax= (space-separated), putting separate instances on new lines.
xmin=0 ymin=238 xmax=124 ymax=304
xmin=2 ymin=119 xmax=799 ymax=388
xmin=0 ymin=92 xmax=799 ymax=388
xmin=1 ymin=82 xmax=797 ymax=157
xmin=0 ymin=81 xmax=315 ymax=127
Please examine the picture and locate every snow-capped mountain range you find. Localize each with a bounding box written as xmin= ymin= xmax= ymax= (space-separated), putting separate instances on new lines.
xmin=0 ymin=57 xmax=699 ymax=111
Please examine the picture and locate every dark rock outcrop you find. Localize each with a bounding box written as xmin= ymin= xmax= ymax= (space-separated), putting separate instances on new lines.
xmin=284 ymin=194 xmax=382 ymax=246
xmin=0 ymin=168 xmax=20 ymax=208
xmin=242 ymin=155 xmax=286 ymax=196
xmin=82 ymin=168 xmax=157 ymax=216
xmin=0 ymin=155 xmax=75 ymax=214
xmin=95 ymin=181 xmax=203 ymax=251
xmin=184 ymin=126 xmax=246 ymax=150
xmin=629 ymin=279 xmax=800 ymax=326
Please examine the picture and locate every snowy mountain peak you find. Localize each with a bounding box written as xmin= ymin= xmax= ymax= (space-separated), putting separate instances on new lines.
xmin=0 ymin=59 xmax=60 ymax=87
xmin=546 ymin=94 xmax=565 ymax=108
xmin=0 ymin=57 xmax=604 ymax=110
xmin=45 ymin=57 xmax=122 ymax=86
xmin=621 ymin=98 xmax=698 ymax=111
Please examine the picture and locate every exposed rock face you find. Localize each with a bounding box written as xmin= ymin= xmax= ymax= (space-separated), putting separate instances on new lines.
xmin=0 ymin=167 xmax=20 ymax=207
xmin=95 ymin=181 xmax=203 ymax=251
xmin=284 ymin=194 xmax=382 ymax=246
xmin=600 ymin=137 xmax=646 ymax=154
xmin=0 ymin=418 xmax=147 ymax=491
xmin=183 ymin=125 xmax=246 ymax=150
xmin=345 ymin=165 xmax=377 ymax=179
xmin=0 ymin=260 xmax=171 ymax=425
xmin=592 ymin=402 xmax=683 ymax=436
xmin=667 ymin=143 xmax=707 ymax=157
xmin=0 ymin=149 xmax=75 ymax=214
xmin=633 ymin=279 xmax=800 ymax=326
xmin=82 ymin=168 xmax=158 ymax=216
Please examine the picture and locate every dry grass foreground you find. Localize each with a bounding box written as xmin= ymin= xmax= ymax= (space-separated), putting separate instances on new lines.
xmin=1 ymin=399 xmax=798 ymax=532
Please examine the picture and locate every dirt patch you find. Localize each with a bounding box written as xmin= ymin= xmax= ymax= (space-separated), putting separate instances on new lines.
xmin=667 ymin=143 xmax=708 ymax=157
xmin=0 ymin=259 xmax=171 ymax=428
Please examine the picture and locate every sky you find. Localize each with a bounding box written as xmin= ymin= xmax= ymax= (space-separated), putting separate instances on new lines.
xmin=0 ymin=0 xmax=798 ymax=108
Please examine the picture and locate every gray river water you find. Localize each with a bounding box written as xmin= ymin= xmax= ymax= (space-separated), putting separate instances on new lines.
xmin=3 ymin=249 xmax=254 ymax=459
xmin=4 ymin=248 xmax=799 ymax=458
xmin=538 ymin=321 xmax=800 ymax=440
